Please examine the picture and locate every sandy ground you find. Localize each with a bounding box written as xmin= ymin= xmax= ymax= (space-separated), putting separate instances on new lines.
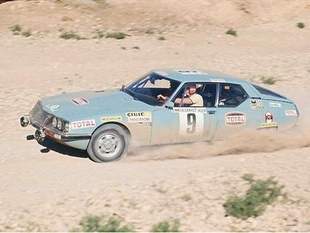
xmin=0 ymin=0 xmax=310 ymax=231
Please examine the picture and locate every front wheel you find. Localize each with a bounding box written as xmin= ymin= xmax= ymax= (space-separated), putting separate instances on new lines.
xmin=87 ymin=124 xmax=129 ymax=162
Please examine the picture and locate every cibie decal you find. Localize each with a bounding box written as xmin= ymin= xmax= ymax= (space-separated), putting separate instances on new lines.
xmin=285 ymin=109 xmax=298 ymax=117
xmin=101 ymin=115 xmax=123 ymax=122
xmin=259 ymin=112 xmax=278 ymax=129
xmin=70 ymin=119 xmax=96 ymax=129
xmin=72 ymin=97 xmax=88 ymax=105
xmin=225 ymin=112 xmax=246 ymax=126
xmin=126 ymin=112 xmax=152 ymax=123
xmin=269 ymin=102 xmax=282 ymax=108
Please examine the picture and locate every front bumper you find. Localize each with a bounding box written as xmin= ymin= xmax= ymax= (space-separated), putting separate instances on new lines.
xmin=20 ymin=114 xmax=91 ymax=149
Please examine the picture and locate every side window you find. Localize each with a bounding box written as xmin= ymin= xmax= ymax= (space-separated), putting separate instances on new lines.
xmin=218 ymin=83 xmax=248 ymax=107
xmin=201 ymin=83 xmax=217 ymax=107
xmin=172 ymin=82 xmax=217 ymax=108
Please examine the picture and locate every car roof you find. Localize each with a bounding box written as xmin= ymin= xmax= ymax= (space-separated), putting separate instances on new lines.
xmin=152 ymin=69 xmax=248 ymax=84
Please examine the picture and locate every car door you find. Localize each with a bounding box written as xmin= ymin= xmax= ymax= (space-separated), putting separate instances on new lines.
xmin=213 ymin=82 xmax=255 ymax=138
xmin=151 ymin=82 xmax=218 ymax=144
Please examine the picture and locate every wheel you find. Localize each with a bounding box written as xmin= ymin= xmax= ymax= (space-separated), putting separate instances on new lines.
xmin=87 ymin=124 xmax=129 ymax=162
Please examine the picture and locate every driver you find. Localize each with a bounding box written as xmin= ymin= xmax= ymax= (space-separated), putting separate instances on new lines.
xmin=157 ymin=83 xmax=203 ymax=107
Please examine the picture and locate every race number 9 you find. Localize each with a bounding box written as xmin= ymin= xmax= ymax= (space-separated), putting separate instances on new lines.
xmin=179 ymin=112 xmax=204 ymax=136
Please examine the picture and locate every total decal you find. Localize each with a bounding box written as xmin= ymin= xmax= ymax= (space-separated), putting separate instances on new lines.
xmin=72 ymin=97 xmax=89 ymax=106
xmin=225 ymin=112 xmax=246 ymax=126
xmin=70 ymin=119 xmax=96 ymax=129
xmin=126 ymin=112 xmax=152 ymax=123
xmin=259 ymin=112 xmax=278 ymax=129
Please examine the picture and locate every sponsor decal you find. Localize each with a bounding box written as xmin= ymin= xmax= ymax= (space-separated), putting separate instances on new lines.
xmin=259 ymin=112 xmax=278 ymax=129
xmin=45 ymin=129 xmax=61 ymax=140
xmin=225 ymin=112 xmax=246 ymax=126
xmin=126 ymin=111 xmax=152 ymax=123
xmin=177 ymin=70 xmax=204 ymax=75
xmin=269 ymin=102 xmax=282 ymax=108
xmin=173 ymin=107 xmax=207 ymax=113
xmin=70 ymin=119 xmax=96 ymax=129
xmin=179 ymin=112 xmax=204 ymax=136
xmin=210 ymin=79 xmax=226 ymax=83
xmin=101 ymin=115 xmax=123 ymax=122
xmin=285 ymin=109 xmax=298 ymax=117
xmin=49 ymin=104 xmax=60 ymax=112
xmin=72 ymin=97 xmax=88 ymax=105
xmin=250 ymin=99 xmax=263 ymax=110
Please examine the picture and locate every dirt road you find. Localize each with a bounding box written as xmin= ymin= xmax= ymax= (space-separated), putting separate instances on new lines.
xmin=0 ymin=0 xmax=310 ymax=231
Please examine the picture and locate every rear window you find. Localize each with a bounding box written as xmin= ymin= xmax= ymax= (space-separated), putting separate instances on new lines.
xmin=253 ymin=85 xmax=286 ymax=99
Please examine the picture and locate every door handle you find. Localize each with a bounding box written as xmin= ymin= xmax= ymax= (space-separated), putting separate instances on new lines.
xmin=207 ymin=110 xmax=216 ymax=115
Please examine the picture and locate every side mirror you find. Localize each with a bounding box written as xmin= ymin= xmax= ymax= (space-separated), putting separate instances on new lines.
xmin=165 ymin=101 xmax=174 ymax=110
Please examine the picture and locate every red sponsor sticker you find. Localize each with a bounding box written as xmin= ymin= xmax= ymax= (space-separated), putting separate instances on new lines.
xmin=72 ymin=97 xmax=88 ymax=105
xmin=225 ymin=112 xmax=246 ymax=125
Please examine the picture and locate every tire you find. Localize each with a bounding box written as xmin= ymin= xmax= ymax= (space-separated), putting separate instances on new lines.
xmin=87 ymin=124 xmax=129 ymax=162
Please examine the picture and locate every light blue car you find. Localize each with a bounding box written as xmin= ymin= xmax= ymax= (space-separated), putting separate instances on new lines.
xmin=20 ymin=70 xmax=299 ymax=162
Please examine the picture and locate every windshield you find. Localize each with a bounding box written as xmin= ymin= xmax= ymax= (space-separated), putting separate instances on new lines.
xmin=123 ymin=72 xmax=181 ymax=106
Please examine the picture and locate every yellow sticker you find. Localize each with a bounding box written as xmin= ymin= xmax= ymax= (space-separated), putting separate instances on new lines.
xmin=259 ymin=122 xmax=278 ymax=129
xmin=101 ymin=115 xmax=123 ymax=122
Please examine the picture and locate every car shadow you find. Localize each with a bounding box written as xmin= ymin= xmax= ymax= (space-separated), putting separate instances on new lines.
xmin=26 ymin=135 xmax=88 ymax=159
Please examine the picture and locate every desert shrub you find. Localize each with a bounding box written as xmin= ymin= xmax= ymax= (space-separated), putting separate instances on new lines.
xmin=73 ymin=214 xmax=134 ymax=232
xmin=9 ymin=24 xmax=22 ymax=35
xmin=260 ymin=76 xmax=276 ymax=85
xmin=151 ymin=219 xmax=180 ymax=232
xmin=93 ymin=29 xmax=105 ymax=39
xmin=296 ymin=22 xmax=305 ymax=29
xmin=22 ymin=30 xmax=32 ymax=37
xmin=226 ymin=28 xmax=237 ymax=37
xmin=223 ymin=175 xmax=285 ymax=220
xmin=158 ymin=36 xmax=166 ymax=41
xmin=106 ymin=32 xmax=128 ymax=39
xmin=59 ymin=31 xmax=85 ymax=40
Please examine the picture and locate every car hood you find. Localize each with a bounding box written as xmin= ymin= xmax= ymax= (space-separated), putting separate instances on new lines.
xmin=40 ymin=89 xmax=146 ymax=120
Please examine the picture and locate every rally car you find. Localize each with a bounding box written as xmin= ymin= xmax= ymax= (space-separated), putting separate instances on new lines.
xmin=20 ymin=70 xmax=299 ymax=162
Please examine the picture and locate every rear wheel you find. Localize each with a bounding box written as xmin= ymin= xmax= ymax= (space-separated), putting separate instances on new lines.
xmin=87 ymin=124 xmax=129 ymax=162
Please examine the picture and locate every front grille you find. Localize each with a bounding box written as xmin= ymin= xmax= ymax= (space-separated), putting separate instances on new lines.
xmin=30 ymin=101 xmax=51 ymax=128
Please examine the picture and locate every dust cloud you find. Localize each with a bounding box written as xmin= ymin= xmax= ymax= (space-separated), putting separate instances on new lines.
xmin=128 ymin=94 xmax=310 ymax=162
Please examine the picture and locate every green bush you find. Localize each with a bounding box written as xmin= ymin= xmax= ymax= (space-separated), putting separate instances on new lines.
xmin=151 ymin=219 xmax=180 ymax=232
xmin=296 ymin=22 xmax=305 ymax=29
xmin=93 ymin=30 xmax=105 ymax=39
xmin=226 ymin=28 xmax=237 ymax=37
xmin=22 ymin=30 xmax=32 ymax=37
xmin=106 ymin=32 xmax=128 ymax=40
xmin=74 ymin=215 xmax=134 ymax=232
xmin=59 ymin=31 xmax=85 ymax=40
xmin=223 ymin=175 xmax=285 ymax=220
xmin=260 ymin=76 xmax=276 ymax=85
xmin=9 ymin=24 xmax=22 ymax=33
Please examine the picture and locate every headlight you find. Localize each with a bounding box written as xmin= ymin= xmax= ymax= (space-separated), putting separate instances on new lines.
xmin=64 ymin=122 xmax=70 ymax=133
xmin=57 ymin=119 xmax=63 ymax=130
xmin=52 ymin=117 xmax=57 ymax=128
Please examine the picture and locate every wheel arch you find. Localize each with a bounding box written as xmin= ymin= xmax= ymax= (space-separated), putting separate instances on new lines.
xmin=92 ymin=121 xmax=131 ymax=138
